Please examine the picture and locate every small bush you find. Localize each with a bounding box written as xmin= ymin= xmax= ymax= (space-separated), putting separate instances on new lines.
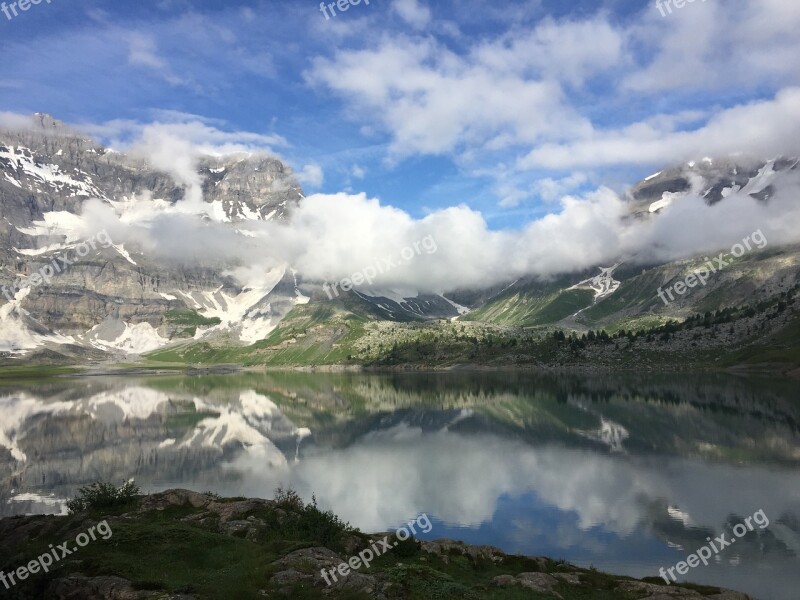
xmin=266 ymin=488 xmax=355 ymax=550
xmin=274 ymin=487 xmax=305 ymax=512
xmin=393 ymin=535 xmax=420 ymax=558
xmin=67 ymin=480 xmax=141 ymax=514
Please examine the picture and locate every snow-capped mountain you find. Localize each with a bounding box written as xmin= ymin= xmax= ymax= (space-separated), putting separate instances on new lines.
xmin=2 ymin=114 xmax=799 ymax=362
xmin=0 ymin=115 xmax=480 ymax=359
xmin=628 ymin=156 xmax=799 ymax=214
xmin=0 ymin=115 xmax=308 ymax=358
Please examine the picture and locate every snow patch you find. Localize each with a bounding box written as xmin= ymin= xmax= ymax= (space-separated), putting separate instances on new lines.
xmin=111 ymin=243 xmax=137 ymax=265
xmin=13 ymin=243 xmax=69 ymax=256
xmin=0 ymin=145 xmax=107 ymax=199
xmin=570 ymin=264 xmax=621 ymax=300
xmin=88 ymin=322 xmax=169 ymax=354
xmin=83 ymin=387 xmax=174 ymax=421
xmin=644 ymin=171 xmax=662 ymax=182
xmin=16 ymin=211 xmax=85 ymax=242
xmin=175 ymin=266 xmax=286 ymax=343
xmin=443 ymin=296 xmax=471 ymax=319
xmin=0 ymin=287 xmax=75 ymax=353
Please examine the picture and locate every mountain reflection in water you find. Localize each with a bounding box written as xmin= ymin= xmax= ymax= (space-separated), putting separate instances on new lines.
xmin=1 ymin=371 xmax=798 ymax=600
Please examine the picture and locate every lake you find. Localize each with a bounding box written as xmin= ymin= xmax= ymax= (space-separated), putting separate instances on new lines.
xmin=1 ymin=371 xmax=798 ymax=600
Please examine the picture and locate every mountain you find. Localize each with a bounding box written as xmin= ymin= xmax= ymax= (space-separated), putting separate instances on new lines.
xmin=0 ymin=115 xmax=310 ymax=359
xmin=467 ymin=157 xmax=800 ymax=333
xmin=628 ymin=156 xmax=799 ymax=213
xmin=1 ymin=115 xmax=799 ymax=371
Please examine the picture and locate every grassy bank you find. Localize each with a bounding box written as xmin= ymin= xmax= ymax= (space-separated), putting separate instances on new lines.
xmin=0 ymin=486 xmax=753 ymax=600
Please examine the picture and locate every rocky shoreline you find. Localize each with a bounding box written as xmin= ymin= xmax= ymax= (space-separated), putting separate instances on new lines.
xmin=0 ymin=489 xmax=757 ymax=599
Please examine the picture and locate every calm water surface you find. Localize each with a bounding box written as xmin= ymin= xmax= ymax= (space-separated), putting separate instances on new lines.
xmin=1 ymin=371 xmax=798 ymax=600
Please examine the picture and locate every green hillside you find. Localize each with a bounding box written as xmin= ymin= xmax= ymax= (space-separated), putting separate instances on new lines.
xmin=465 ymin=279 xmax=594 ymax=326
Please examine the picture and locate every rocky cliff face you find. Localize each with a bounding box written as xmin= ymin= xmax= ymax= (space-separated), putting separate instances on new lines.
xmin=0 ymin=115 xmax=308 ymax=359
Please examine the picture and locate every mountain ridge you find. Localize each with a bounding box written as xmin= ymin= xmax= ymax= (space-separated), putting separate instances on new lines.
xmin=1 ymin=114 xmax=799 ymax=370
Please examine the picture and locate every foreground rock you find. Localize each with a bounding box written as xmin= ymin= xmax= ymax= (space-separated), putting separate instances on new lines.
xmin=0 ymin=489 xmax=757 ymax=599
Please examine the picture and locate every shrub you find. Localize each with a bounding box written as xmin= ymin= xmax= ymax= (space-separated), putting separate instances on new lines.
xmin=393 ymin=535 xmax=420 ymax=558
xmin=66 ymin=480 xmax=141 ymax=514
xmin=274 ymin=486 xmax=306 ymax=512
xmin=267 ymin=487 xmax=355 ymax=550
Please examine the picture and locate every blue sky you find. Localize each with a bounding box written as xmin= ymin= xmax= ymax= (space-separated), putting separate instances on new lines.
xmin=1 ymin=0 xmax=799 ymax=230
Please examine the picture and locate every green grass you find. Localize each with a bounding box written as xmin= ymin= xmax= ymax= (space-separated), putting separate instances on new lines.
xmin=531 ymin=289 xmax=594 ymax=325
xmin=165 ymin=309 xmax=222 ymax=327
xmin=149 ymin=304 xmax=370 ymax=366
xmin=142 ymin=275 xmax=800 ymax=374
xmin=0 ymin=486 xmax=753 ymax=600
xmin=78 ymin=519 xmax=277 ymax=599
xmin=165 ymin=409 xmax=222 ymax=430
xmin=465 ymin=283 xmax=593 ymax=327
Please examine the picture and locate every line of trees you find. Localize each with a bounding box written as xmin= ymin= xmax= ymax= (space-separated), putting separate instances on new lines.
xmin=552 ymin=282 xmax=798 ymax=346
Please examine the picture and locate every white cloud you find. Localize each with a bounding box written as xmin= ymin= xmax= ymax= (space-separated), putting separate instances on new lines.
xmin=306 ymin=36 xmax=591 ymax=158
xmin=128 ymin=125 xmax=205 ymax=212
xmin=518 ymin=88 xmax=800 ymax=170
xmin=75 ymin=117 xmax=290 ymax=218
xmin=533 ymin=173 xmax=589 ymax=203
xmin=297 ymin=164 xmax=324 ymax=188
xmin=80 ymin=161 xmax=800 ymax=296
xmin=391 ymin=0 xmax=432 ymax=30
xmin=81 ymin=115 xmax=287 ymax=157
xmin=625 ymin=0 xmax=800 ymax=94
xmin=0 ymin=112 xmax=38 ymax=130
xmin=304 ymin=1 xmax=800 ymax=181
xmin=494 ymin=170 xmax=591 ymax=209
xmin=127 ymin=33 xmax=166 ymax=70
xmin=127 ymin=33 xmax=185 ymax=86
xmin=67 ymin=110 xmax=800 ymax=294
xmin=473 ymin=17 xmax=625 ymax=86
xmin=240 ymin=6 xmax=256 ymax=22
